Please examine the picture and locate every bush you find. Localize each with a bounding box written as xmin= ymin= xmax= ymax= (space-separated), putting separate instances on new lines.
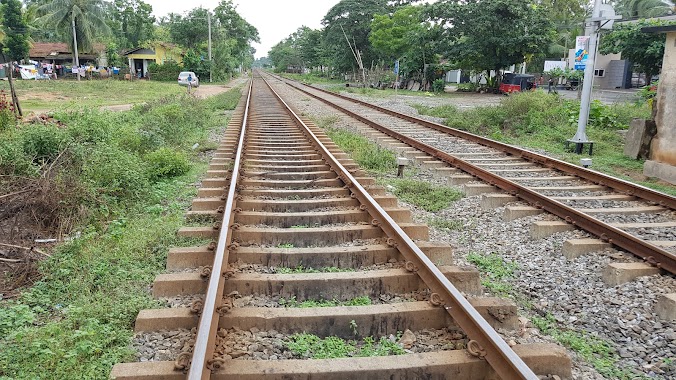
xmin=83 ymin=146 xmax=148 ymax=200
xmin=0 ymin=91 xmax=16 ymax=132
xmin=432 ymin=79 xmax=446 ymax=93
xmin=456 ymin=83 xmax=477 ymax=92
xmin=21 ymin=125 xmax=69 ymax=164
xmin=147 ymin=61 xmax=183 ymax=81
xmin=145 ymin=147 xmax=190 ymax=180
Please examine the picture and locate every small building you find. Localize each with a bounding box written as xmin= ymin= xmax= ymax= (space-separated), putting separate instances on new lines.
xmin=122 ymin=43 xmax=183 ymax=78
xmin=29 ymin=42 xmax=105 ymax=74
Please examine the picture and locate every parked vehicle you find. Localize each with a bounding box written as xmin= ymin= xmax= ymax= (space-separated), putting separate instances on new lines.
xmin=499 ymin=73 xmax=537 ymax=94
xmin=178 ymin=71 xmax=199 ymax=88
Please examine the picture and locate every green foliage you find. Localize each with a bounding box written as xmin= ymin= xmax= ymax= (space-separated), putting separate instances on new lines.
xmin=599 ymin=19 xmax=674 ymax=79
xmin=387 ymin=179 xmax=463 ymax=212
xmin=147 ymin=61 xmax=183 ymax=81
xmin=0 ymin=303 xmax=36 ymax=337
xmin=322 ymin=126 xmax=397 ymax=172
xmin=2 ymin=0 xmax=30 ymax=61
xmin=638 ymin=81 xmax=658 ymax=103
xmin=456 ymin=83 xmax=478 ymax=92
xmin=20 ymin=124 xmax=68 ymax=164
xmin=0 ymin=91 xmax=17 ymax=132
xmin=432 ymin=79 xmax=446 ymax=93
xmin=145 ymin=148 xmax=190 ymax=180
xmin=467 ymin=252 xmax=518 ymax=296
xmin=532 ymin=314 xmax=643 ymax=379
xmin=426 ymin=0 xmax=554 ymax=73
xmin=427 ymin=217 xmax=463 ymax=231
xmin=286 ymin=333 xmax=405 ymax=359
xmin=37 ymin=0 xmax=111 ymax=53
xmin=279 ymin=296 xmax=371 ymax=308
xmin=83 ymin=145 xmax=149 ymax=200
xmin=108 ymin=0 xmax=155 ymax=49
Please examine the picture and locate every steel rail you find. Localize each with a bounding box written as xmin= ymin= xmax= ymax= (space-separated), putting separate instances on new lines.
xmin=259 ymin=71 xmax=538 ymax=379
xmin=274 ymin=75 xmax=676 ymax=275
xmin=187 ymin=79 xmax=253 ymax=379
xmin=282 ymin=77 xmax=676 ymax=211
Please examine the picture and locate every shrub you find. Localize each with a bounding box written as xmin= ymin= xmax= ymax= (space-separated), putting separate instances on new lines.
xmin=147 ymin=61 xmax=183 ymax=81
xmin=0 ymin=90 xmax=16 ymax=132
xmin=83 ymin=146 xmax=148 ymax=200
xmin=432 ymin=79 xmax=446 ymax=93
xmin=20 ymin=125 xmax=69 ymax=164
xmin=145 ymin=147 xmax=190 ymax=180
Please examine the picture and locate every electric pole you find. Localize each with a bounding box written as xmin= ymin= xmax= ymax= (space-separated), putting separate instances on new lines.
xmin=208 ymin=12 xmax=212 ymax=83
xmin=71 ymin=13 xmax=80 ymax=82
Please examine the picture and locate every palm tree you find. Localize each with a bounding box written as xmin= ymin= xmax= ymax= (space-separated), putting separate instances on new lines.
xmin=37 ymin=0 xmax=110 ymax=59
xmin=617 ymin=0 xmax=675 ymax=19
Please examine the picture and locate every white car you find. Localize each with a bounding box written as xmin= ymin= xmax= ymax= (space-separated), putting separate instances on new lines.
xmin=178 ymin=71 xmax=199 ymax=87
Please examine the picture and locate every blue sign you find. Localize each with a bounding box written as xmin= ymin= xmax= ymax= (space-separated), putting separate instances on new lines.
xmin=394 ymin=60 xmax=399 ymax=75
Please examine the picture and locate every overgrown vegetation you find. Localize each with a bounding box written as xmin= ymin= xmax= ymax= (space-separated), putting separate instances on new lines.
xmin=286 ymin=332 xmax=405 ymax=359
xmin=427 ymin=217 xmax=464 ymax=231
xmin=413 ymin=91 xmax=675 ymax=195
xmin=320 ymin=124 xmax=397 ymax=173
xmin=0 ymin=87 xmax=242 ymax=379
xmin=467 ymin=252 xmax=519 ymax=297
xmin=387 ymin=179 xmax=463 ymax=212
xmin=532 ymin=314 xmax=645 ymax=379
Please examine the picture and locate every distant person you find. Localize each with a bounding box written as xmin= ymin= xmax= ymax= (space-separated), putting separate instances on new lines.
xmin=539 ymin=76 xmax=544 ymax=85
xmin=187 ymin=73 xmax=193 ymax=94
xmin=548 ymin=78 xmax=557 ymax=94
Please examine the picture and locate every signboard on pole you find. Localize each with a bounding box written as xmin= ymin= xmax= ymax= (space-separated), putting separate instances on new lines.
xmin=394 ymin=60 xmax=399 ymax=75
xmin=574 ymin=36 xmax=590 ymax=70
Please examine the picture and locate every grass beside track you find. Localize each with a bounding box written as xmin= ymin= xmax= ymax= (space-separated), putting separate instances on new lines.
xmin=411 ymin=91 xmax=676 ymax=196
xmin=0 ymin=79 xmax=186 ymax=113
xmin=0 ymin=87 xmax=242 ymax=379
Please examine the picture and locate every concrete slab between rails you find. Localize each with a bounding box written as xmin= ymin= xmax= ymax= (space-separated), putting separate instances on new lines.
xmin=463 ymin=184 xmax=500 ymax=196
xmin=110 ymin=344 xmax=571 ymax=380
xmin=151 ymin=266 xmax=481 ymax=298
xmin=528 ymin=185 xmax=606 ymax=193
xmin=234 ymin=197 xmax=361 ymax=212
xmin=602 ymin=263 xmax=661 ymax=286
xmin=530 ymin=221 xmax=575 ymax=239
xmin=562 ymin=239 xmax=612 ymax=260
xmin=166 ymin=241 xmax=453 ymax=270
xmin=448 ymin=175 xmax=475 ymax=186
xmin=240 ymin=178 xmax=345 ymax=189
xmin=133 ymin=298 xmax=516 ymax=334
xmin=656 ymin=293 xmax=676 ymax=321
xmin=481 ymin=194 xmax=518 ymax=210
xmin=227 ymin=208 xmax=412 ymax=226
xmin=550 ymin=194 xmax=636 ymax=202
xmin=435 ymin=167 xmax=461 ymax=177
xmin=178 ymin=225 xmax=385 ymax=246
xmin=503 ymin=206 xmax=543 ymax=221
xmin=578 ymin=206 xmax=666 ymax=215
xmin=505 ymin=176 xmax=577 ymax=182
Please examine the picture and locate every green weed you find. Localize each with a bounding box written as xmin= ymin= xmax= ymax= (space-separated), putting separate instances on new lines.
xmin=532 ymin=314 xmax=645 ymax=379
xmin=279 ymin=296 xmax=371 ymax=308
xmin=286 ymin=332 xmax=405 ymax=359
xmin=387 ymin=179 xmax=463 ymax=212
xmin=320 ymin=126 xmax=397 ymax=173
xmin=427 ymin=217 xmax=464 ymax=230
xmin=467 ymin=252 xmax=518 ymax=296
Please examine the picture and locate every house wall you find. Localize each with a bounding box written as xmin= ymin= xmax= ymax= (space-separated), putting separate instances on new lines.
xmin=126 ymin=45 xmax=183 ymax=65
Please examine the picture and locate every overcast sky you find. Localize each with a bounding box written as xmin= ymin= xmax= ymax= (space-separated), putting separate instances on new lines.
xmin=144 ymin=0 xmax=341 ymax=58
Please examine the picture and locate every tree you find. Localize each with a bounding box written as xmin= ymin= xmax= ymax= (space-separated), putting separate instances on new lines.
xmin=599 ymin=19 xmax=673 ymax=81
xmin=108 ymin=0 xmax=155 ymax=48
xmin=2 ymin=0 xmax=30 ymax=116
xmin=425 ymin=0 xmax=554 ymax=81
xmin=614 ymin=0 xmax=675 ymax=18
xmin=167 ymin=8 xmax=210 ymax=50
xmin=38 ymin=0 xmax=111 ymax=56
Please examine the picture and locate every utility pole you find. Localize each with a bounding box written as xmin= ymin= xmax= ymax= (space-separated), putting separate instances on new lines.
xmin=208 ymin=12 xmax=212 ymax=83
xmin=71 ymin=13 xmax=80 ymax=82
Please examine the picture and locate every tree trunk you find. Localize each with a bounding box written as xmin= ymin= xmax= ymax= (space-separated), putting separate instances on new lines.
xmin=8 ymin=61 xmax=22 ymax=117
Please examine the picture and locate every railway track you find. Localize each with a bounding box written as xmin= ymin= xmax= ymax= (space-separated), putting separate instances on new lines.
xmin=269 ymin=73 xmax=676 ymax=278
xmin=110 ymin=74 xmax=571 ymax=379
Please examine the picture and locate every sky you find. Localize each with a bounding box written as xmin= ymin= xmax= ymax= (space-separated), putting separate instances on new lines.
xmin=144 ymin=0 xmax=342 ymax=59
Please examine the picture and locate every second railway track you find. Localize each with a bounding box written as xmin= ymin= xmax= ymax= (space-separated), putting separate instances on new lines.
xmin=270 ymin=73 xmax=676 ymax=275
xmin=110 ymin=74 xmax=572 ymax=379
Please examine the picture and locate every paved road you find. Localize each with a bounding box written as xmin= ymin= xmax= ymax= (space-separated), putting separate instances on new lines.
xmin=555 ymin=88 xmax=640 ymax=104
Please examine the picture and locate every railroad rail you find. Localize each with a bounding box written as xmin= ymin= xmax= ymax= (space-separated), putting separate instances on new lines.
xmin=269 ymin=73 xmax=676 ymax=275
xmin=110 ymin=74 xmax=571 ymax=379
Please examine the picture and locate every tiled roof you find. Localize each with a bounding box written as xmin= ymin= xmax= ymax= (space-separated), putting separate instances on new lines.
xmin=29 ymin=42 xmax=105 ymax=58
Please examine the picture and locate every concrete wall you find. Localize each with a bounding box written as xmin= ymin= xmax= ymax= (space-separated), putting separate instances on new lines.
xmin=651 ymin=31 xmax=676 ymax=167
xmin=567 ymin=50 xmax=623 ymax=88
